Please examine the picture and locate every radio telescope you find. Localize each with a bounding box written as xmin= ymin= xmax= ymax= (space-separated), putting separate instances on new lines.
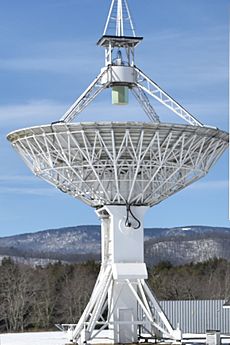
xmin=7 ymin=0 xmax=228 ymax=344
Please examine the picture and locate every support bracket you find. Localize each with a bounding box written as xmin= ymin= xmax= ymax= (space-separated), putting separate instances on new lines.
xmin=131 ymin=86 xmax=160 ymax=123
xmin=134 ymin=66 xmax=203 ymax=127
xmin=60 ymin=68 xmax=110 ymax=123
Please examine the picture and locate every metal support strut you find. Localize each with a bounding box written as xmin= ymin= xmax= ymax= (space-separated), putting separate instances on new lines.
xmin=63 ymin=205 xmax=182 ymax=344
xmin=60 ymin=65 xmax=203 ymax=126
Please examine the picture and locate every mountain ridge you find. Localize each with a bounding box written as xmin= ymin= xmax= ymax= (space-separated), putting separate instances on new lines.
xmin=0 ymin=225 xmax=229 ymax=266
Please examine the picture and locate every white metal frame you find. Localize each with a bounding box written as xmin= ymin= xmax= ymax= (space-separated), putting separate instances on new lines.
xmin=134 ymin=67 xmax=203 ymax=126
xmin=7 ymin=122 xmax=228 ymax=208
xmin=7 ymin=122 xmax=228 ymax=345
xmin=6 ymin=1 xmax=229 ymax=344
xmin=60 ymin=205 xmax=182 ymax=344
xmin=131 ymin=86 xmax=160 ymax=123
xmin=60 ymin=63 xmax=203 ymax=126
xmin=60 ymin=0 xmax=203 ymax=127
xmin=60 ymin=67 xmax=110 ymax=123
xmin=103 ymin=0 xmax=136 ymax=37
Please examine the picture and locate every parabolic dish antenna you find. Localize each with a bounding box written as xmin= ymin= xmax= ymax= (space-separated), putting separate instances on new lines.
xmin=8 ymin=122 xmax=228 ymax=208
xmin=7 ymin=0 xmax=228 ymax=344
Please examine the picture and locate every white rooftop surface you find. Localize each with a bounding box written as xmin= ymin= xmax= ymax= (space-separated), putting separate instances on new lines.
xmin=1 ymin=331 xmax=230 ymax=345
xmin=0 ymin=331 xmax=66 ymax=345
xmin=0 ymin=330 xmax=116 ymax=345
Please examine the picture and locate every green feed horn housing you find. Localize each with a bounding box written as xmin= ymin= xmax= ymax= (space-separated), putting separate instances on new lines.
xmin=112 ymin=86 xmax=129 ymax=105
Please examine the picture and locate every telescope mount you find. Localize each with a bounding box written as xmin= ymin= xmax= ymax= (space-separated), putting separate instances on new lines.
xmin=7 ymin=1 xmax=228 ymax=344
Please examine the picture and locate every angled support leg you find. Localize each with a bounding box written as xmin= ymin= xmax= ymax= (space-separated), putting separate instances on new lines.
xmin=134 ymin=66 xmax=203 ymax=126
xmin=131 ymin=86 xmax=160 ymax=123
xmin=64 ymin=205 xmax=182 ymax=344
xmin=60 ymin=67 xmax=110 ymax=123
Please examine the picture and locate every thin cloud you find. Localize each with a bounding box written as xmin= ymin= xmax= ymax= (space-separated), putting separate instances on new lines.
xmin=188 ymin=180 xmax=228 ymax=191
xmin=0 ymin=39 xmax=101 ymax=74
xmin=0 ymin=186 xmax=57 ymax=197
xmin=0 ymin=175 xmax=36 ymax=183
xmin=0 ymin=99 xmax=67 ymax=125
xmin=0 ymin=94 xmax=227 ymax=130
xmin=0 ymin=173 xmax=59 ymax=197
xmin=139 ymin=25 xmax=227 ymax=87
xmin=0 ymin=96 xmax=145 ymax=127
xmin=144 ymin=25 xmax=227 ymax=45
xmin=0 ymin=57 xmax=97 ymax=74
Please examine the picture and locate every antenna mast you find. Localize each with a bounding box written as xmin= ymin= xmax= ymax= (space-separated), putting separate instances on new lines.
xmin=61 ymin=0 xmax=202 ymax=126
xmin=103 ymin=0 xmax=136 ymax=37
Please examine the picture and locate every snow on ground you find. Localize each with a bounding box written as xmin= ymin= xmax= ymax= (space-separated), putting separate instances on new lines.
xmin=1 ymin=331 xmax=230 ymax=345
xmin=0 ymin=331 xmax=66 ymax=345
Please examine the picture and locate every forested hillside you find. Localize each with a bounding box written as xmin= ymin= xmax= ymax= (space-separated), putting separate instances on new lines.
xmin=0 ymin=257 xmax=229 ymax=333
xmin=0 ymin=225 xmax=230 ymax=266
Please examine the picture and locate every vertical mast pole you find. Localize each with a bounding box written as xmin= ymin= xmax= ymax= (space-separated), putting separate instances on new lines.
xmin=116 ymin=0 xmax=124 ymax=36
xmin=103 ymin=0 xmax=115 ymax=36
xmin=124 ymin=0 xmax=136 ymax=36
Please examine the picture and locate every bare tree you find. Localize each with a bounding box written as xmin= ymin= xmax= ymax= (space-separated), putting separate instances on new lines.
xmin=0 ymin=258 xmax=35 ymax=331
xmin=58 ymin=264 xmax=97 ymax=323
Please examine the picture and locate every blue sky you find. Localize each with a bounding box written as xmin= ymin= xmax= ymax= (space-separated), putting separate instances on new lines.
xmin=0 ymin=0 xmax=229 ymax=236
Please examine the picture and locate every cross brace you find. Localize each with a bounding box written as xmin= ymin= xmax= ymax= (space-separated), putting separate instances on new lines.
xmin=60 ymin=64 xmax=203 ymax=127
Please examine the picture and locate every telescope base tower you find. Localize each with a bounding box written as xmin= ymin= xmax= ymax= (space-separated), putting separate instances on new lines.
xmin=65 ymin=206 xmax=181 ymax=344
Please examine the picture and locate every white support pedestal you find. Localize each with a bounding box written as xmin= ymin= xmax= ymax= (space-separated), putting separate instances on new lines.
xmin=68 ymin=205 xmax=181 ymax=344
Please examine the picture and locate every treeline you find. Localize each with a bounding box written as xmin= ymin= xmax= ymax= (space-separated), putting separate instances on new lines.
xmin=0 ymin=258 xmax=98 ymax=333
xmin=0 ymin=257 xmax=229 ymax=333
xmin=0 ymin=246 xmax=100 ymax=263
xmin=148 ymin=258 xmax=230 ymax=300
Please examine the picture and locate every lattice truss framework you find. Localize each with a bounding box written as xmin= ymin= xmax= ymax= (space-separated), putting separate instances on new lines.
xmin=63 ymin=266 xmax=176 ymax=343
xmin=8 ymin=122 xmax=228 ymax=208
